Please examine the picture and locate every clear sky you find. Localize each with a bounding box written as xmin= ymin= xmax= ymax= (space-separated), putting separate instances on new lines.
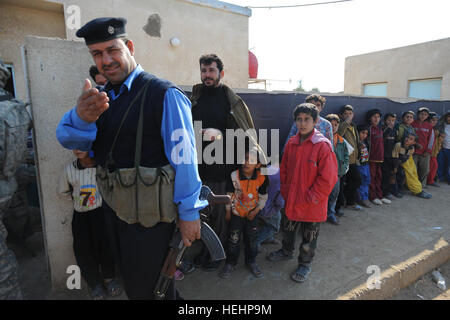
xmin=225 ymin=0 xmax=450 ymax=92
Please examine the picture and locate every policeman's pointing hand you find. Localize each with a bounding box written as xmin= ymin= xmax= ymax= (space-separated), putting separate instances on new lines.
xmin=76 ymin=78 xmax=109 ymax=123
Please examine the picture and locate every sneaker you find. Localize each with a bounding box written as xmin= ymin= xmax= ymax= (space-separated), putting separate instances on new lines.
xmin=427 ymin=182 xmax=440 ymax=188
xmin=384 ymin=194 xmax=394 ymax=200
xmin=247 ymin=262 xmax=263 ymax=278
xmin=327 ymin=215 xmax=340 ymax=225
xmin=174 ymin=269 xmax=185 ymax=281
xmin=335 ymin=209 xmax=345 ymax=217
xmin=350 ymin=203 xmax=364 ymax=210
xmin=358 ymin=201 xmax=371 ymax=209
xmin=381 ymin=198 xmax=392 ymax=204
xmin=219 ymin=263 xmax=234 ymax=279
xmin=416 ymin=191 xmax=432 ymax=199
xmin=393 ymin=192 xmax=404 ymax=198
xmin=371 ymin=199 xmax=383 ymax=205
xmin=266 ymin=249 xmax=294 ymax=262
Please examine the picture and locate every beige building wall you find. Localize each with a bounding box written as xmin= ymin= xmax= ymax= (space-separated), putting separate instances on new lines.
xmin=344 ymin=38 xmax=450 ymax=100
xmin=56 ymin=0 xmax=250 ymax=88
xmin=0 ymin=0 xmax=250 ymax=102
xmin=0 ymin=1 xmax=66 ymax=101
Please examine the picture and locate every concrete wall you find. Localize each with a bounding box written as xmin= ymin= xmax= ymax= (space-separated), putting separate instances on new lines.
xmin=344 ymin=38 xmax=450 ymax=100
xmin=55 ymin=0 xmax=250 ymax=88
xmin=25 ymin=36 xmax=93 ymax=290
xmin=0 ymin=2 xmax=66 ymax=101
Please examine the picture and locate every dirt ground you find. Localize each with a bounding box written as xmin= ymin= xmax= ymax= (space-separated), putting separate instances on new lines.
xmin=389 ymin=260 xmax=450 ymax=300
xmin=9 ymin=183 xmax=450 ymax=300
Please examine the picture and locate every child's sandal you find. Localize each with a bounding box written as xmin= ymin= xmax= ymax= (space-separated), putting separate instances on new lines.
xmin=291 ymin=265 xmax=311 ymax=283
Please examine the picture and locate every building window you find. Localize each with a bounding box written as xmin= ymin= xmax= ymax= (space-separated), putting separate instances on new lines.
xmin=363 ymin=83 xmax=387 ymax=97
xmin=4 ymin=64 xmax=16 ymax=98
xmin=408 ymin=78 xmax=442 ymax=100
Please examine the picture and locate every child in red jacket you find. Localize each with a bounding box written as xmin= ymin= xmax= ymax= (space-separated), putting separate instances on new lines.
xmin=412 ymin=107 xmax=435 ymax=187
xmin=267 ymin=103 xmax=337 ymax=283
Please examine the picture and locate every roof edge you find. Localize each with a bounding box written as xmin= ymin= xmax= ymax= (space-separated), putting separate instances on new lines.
xmin=179 ymin=0 xmax=251 ymax=17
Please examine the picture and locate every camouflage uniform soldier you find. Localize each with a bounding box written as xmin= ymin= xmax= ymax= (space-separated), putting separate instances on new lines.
xmin=0 ymin=60 xmax=31 ymax=299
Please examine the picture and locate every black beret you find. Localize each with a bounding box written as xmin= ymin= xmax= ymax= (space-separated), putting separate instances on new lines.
xmin=76 ymin=17 xmax=127 ymax=45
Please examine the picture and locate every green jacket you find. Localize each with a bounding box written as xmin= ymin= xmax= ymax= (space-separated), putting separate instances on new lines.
xmin=334 ymin=134 xmax=350 ymax=177
xmin=396 ymin=123 xmax=415 ymax=142
xmin=337 ymin=121 xmax=360 ymax=165
xmin=190 ymin=83 xmax=267 ymax=163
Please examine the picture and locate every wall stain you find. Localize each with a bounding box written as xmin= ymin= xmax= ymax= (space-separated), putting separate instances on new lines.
xmin=143 ymin=14 xmax=162 ymax=38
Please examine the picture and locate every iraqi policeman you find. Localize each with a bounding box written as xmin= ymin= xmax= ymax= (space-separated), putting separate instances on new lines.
xmin=56 ymin=17 xmax=207 ymax=299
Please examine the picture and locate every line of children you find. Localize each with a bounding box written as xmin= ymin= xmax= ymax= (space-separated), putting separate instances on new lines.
xmin=218 ymin=105 xmax=446 ymax=285
xmin=328 ymin=107 xmax=445 ymax=219
xmin=194 ymin=105 xmax=447 ymax=286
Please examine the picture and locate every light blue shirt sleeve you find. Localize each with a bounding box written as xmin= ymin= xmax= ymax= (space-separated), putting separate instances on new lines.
xmin=56 ymin=107 xmax=97 ymax=151
xmin=161 ymin=88 xmax=208 ymax=221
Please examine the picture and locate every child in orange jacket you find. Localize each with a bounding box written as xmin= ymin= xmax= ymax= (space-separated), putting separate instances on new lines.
xmin=219 ymin=148 xmax=269 ymax=279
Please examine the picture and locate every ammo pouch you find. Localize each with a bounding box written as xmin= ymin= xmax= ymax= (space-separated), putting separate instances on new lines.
xmin=96 ymin=78 xmax=178 ymax=227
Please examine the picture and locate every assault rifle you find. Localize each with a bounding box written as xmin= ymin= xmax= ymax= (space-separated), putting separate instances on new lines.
xmin=154 ymin=185 xmax=230 ymax=299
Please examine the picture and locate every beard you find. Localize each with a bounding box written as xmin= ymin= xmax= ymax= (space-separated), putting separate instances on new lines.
xmin=202 ymin=75 xmax=221 ymax=88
